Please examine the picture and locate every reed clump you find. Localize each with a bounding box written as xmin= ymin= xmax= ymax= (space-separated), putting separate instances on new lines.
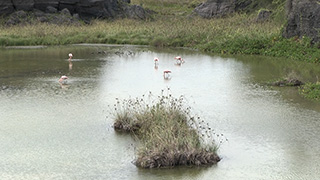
xmin=112 ymin=89 xmax=224 ymax=168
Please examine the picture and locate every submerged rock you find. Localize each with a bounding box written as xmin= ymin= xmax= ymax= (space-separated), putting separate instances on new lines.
xmin=272 ymin=78 xmax=304 ymax=87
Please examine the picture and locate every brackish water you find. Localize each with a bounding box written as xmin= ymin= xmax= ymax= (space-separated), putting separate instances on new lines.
xmin=1 ymin=44 xmax=320 ymax=180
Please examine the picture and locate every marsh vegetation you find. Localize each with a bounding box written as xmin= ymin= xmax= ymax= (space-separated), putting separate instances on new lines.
xmin=112 ymin=89 xmax=225 ymax=168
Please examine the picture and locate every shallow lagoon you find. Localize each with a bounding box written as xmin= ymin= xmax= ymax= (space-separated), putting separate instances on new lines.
xmin=1 ymin=44 xmax=320 ymax=180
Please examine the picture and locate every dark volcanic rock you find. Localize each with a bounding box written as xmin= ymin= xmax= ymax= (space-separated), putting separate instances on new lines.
xmin=123 ymin=4 xmax=149 ymax=20
xmin=193 ymin=0 xmax=236 ymax=18
xmin=192 ymin=0 xmax=254 ymax=18
xmin=59 ymin=0 xmax=79 ymax=14
xmin=0 ymin=0 xmax=150 ymax=23
xmin=256 ymin=9 xmax=272 ymax=22
xmin=34 ymin=0 xmax=59 ymax=12
xmin=46 ymin=6 xmax=58 ymax=13
xmin=5 ymin=10 xmax=28 ymax=25
xmin=13 ymin=0 xmax=35 ymax=11
xmin=0 ymin=0 xmax=14 ymax=16
xmin=283 ymin=0 xmax=320 ymax=43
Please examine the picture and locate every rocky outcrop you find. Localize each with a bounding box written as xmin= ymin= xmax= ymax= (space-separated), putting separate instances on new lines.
xmin=0 ymin=0 xmax=149 ymax=23
xmin=193 ymin=0 xmax=236 ymax=18
xmin=283 ymin=0 xmax=320 ymax=43
xmin=5 ymin=8 xmax=81 ymax=26
xmin=192 ymin=0 xmax=256 ymax=18
xmin=12 ymin=0 xmax=35 ymax=11
xmin=0 ymin=0 xmax=14 ymax=16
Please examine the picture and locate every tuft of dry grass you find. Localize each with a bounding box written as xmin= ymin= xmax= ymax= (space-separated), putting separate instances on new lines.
xmin=112 ymin=89 xmax=226 ymax=168
xmin=0 ymin=13 xmax=280 ymax=46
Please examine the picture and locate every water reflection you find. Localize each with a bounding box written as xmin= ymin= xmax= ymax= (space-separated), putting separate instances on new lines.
xmin=69 ymin=61 xmax=73 ymax=70
xmin=1 ymin=45 xmax=320 ymax=180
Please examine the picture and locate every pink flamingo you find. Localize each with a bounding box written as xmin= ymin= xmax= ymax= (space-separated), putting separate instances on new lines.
xmin=154 ymin=57 xmax=159 ymax=65
xmin=59 ymin=75 xmax=68 ymax=84
xmin=68 ymin=53 xmax=73 ymax=61
xmin=154 ymin=57 xmax=159 ymax=69
xmin=163 ymin=70 xmax=171 ymax=79
xmin=174 ymin=56 xmax=184 ymax=65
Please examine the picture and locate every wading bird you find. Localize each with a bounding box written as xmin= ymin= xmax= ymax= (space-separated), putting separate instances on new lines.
xmin=163 ymin=70 xmax=171 ymax=79
xmin=174 ymin=56 xmax=184 ymax=65
xmin=154 ymin=57 xmax=159 ymax=69
xmin=68 ymin=53 xmax=73 ymax=61
xmin=59 ymin=75 xmax=68 ymax=84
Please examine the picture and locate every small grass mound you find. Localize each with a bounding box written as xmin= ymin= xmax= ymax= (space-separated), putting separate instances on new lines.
xmin=112 ymin=89 xmax=224 ymax=168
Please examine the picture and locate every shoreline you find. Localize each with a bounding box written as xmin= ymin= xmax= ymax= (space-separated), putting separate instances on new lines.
xmin=4 ymin=45 xmax=47 ymax=49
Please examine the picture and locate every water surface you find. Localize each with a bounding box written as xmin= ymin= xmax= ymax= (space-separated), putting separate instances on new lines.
xmin=1 ymin=45 xmax=320 ymax=180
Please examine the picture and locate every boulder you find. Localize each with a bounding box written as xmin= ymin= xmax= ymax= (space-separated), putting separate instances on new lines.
xmin=1 ymin=0 xmax=150 ymax=24
xmin=123 ymin=5 xmax=149 ymax=20
xmin=61 ymin=8 xmax=71 ymax=16
xmin=283 ymin=0 xmax=320 ymax=43
xmin=235 ymin=0 xmax=252 ymax=12
xmin=192 ymin=0 xmax=255 ymax=18
xmin=193 ymin=0 xmax=236 ymax=18
xmin=59 ymin=0 xmax=79 ymax=14
xmin=256 ymin=9 xmax=272 ymax=22
xmin=5 ymin=10 xmax=27 ymax=25
xmin=0 ymin=0 xmax=14 ymax=16
xmin=76 ymin=0 xmax=111 ymax=20
xmin=12 ymin=0 xmax=35 ymax=11
xmin=34 ymin=0 xmax=59 ymax=12
xmin=46 ymin=6 xmax=58 ymax=13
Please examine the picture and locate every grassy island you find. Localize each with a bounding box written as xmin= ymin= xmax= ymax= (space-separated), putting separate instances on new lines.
xmin=112 ymin=90 xmax=224 ymax=168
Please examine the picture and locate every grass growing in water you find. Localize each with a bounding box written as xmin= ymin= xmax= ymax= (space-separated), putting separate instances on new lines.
xmin=112 ymin=89 xmax=224 ymax=168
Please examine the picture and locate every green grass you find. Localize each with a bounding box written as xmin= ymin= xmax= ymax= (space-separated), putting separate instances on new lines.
xmin=0 ymin=0 xmax=318 ymax=63
xmin=112 ymin=90 xmax=224 ymax=168
xmin=299 ymin=82 xmax=320 ymax=101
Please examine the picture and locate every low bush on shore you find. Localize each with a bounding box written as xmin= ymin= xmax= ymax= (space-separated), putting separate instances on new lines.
xmin=299 ymin=82 xmax=320 ymax=101
xmin=112 ymin=90 xmax=224 ymax=168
